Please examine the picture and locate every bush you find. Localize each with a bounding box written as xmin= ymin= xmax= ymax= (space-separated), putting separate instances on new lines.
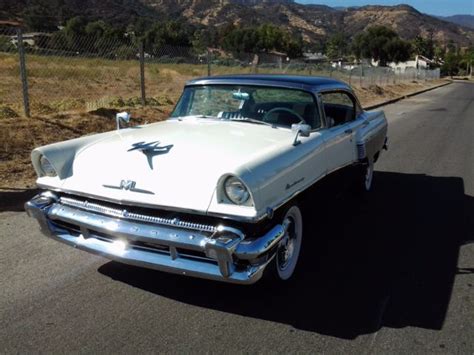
xmin=0 ymin=106 xmax=19 ymax=119
xmin=0 ymin=36 xmax=15 ymax=53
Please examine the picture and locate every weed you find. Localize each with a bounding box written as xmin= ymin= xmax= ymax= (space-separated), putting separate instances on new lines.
xmin=0 ymin=106 xmax=18 ymax=119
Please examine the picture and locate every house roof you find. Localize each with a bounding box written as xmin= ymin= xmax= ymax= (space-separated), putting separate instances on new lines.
xmin=186 ymin=74 xmax=350 ymax=92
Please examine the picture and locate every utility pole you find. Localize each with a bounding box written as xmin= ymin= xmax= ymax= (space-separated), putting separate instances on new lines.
xmin=17 ymin=28 xmax=30 ymax=117
xmin=139 ymin=41 xmax=146 ymax=106
xmin=207 ymin=49 xmax=211 ymax=76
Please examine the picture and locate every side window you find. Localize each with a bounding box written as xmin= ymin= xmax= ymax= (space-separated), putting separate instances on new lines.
xmin=321 ymin=91 xmax=356 ymax=127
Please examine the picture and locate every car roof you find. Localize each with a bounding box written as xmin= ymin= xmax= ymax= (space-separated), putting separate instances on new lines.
xmin=186 ymin=74 xmax=351 ymax=92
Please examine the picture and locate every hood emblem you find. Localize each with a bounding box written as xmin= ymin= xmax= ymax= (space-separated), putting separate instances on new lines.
xmin=103 ymin=180 xmax=155 ymax=195
xmin=128 ymin=141 xmax=173 ymax=169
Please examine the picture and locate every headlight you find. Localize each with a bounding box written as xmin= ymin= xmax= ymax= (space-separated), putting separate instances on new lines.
xmin=39 ymin=156 xmax=57 ymax=177
xmin=224 ymin=176 xmax=250 ymax=205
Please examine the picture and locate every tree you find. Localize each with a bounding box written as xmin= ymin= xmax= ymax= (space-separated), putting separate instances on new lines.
xmin=352 ymin=26 xmax=412 ymax=66
xmin=384 ymin=38 xmax=412 ymax=63
xmin=442 ymin=52 xmax=461 ymax=76
xmin=23 ymin=4 xmax=58 ymax=31
xmin=64 ymin=17 xmax=87 ymax=40
xmin=459 ymin=47 xmax=474 ymax=76
xmin=413 ymin=35 xmax=435 ymax=59
xmin=192 ymin=27 xmax=219 ymax=52
xmin=221 ymin=24 xmax=303 ymax=58
xmin=325 ymin=33 xmax=349 ymax=60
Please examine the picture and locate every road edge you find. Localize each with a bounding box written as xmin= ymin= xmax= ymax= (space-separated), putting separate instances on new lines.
xmin=364 ymin=80 xmax=452 ymax=110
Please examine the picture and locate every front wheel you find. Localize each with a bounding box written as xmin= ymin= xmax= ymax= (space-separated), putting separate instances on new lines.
xmin=263 ymin=205 xmax=303 ymax=282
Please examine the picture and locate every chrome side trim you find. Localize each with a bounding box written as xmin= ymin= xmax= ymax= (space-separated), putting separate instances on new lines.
xmin=59 ymin=196 xmax=218 ymax=234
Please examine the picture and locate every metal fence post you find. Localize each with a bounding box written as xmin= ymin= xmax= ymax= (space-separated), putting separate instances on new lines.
xmin=139 ymin=42 xmax=146 ymax=106
xmin=359 ymin=65 xmax=363 ymax=87
xmin=207 ymin=49 xmax=211 ymax=76
xmin=17 ymin=28 xmax=30 ymax=117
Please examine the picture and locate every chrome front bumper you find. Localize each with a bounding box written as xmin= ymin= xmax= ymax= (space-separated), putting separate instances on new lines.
xmin=25 ymin=192 xmax=286 ymax=284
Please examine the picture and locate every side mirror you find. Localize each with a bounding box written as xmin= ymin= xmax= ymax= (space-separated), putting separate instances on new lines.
xmin=116 ymin=112 xmax=131 ymax=130
xmin=291 ymin=123 xmax=312 ymax=146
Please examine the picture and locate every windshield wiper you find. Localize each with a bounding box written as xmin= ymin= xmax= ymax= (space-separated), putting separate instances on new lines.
xmin=175 ymin=114 xmax=218 ymax=120
xmin=227 ymin=117 xmax=276 ymax=128
xmin=195 ymin=114 xmax=218 ymax=119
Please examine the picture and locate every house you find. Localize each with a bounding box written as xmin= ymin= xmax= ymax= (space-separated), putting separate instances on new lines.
xmin=372 ymin=55 xmax=437 ymax=72
xmin=258 ymin=50 xmax=288 ymax=68
xmin=9 ymin=32 xmax=52 ymax=47
xmin=330 ymin=58 xmax=359 ymax=70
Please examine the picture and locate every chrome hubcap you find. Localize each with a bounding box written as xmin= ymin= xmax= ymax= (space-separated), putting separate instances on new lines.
xmin=278 ymin=218 xmax=296 ymax=271
xmin=365 ymin=163 xmax=374 ymax=190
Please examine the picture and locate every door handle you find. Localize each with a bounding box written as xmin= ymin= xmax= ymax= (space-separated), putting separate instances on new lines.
xmin=344 ymin=129 xmax=353 ymax=134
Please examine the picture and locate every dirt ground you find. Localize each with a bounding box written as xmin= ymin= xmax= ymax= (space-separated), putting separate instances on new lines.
xmin=0 ymin=79 xmax=448 ymax=193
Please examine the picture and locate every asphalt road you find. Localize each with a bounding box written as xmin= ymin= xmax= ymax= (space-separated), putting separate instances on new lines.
xmin=1 ymin=82 xmax=473 ymax=353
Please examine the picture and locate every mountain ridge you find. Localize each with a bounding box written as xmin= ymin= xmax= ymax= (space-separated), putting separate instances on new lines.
xmin=436 ymin=15 xmax=474 ymax=29
xmin=139 ymin=1 xmax=473 ymax=46
xmin=0 ymin=0 xmax=472 ymax=47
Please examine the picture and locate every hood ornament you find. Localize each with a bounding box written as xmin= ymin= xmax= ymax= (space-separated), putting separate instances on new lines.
xmin=103 ymin=180 xmax=154 ymax=195
xmin=128 ymin=141 xmax=173 ymax=169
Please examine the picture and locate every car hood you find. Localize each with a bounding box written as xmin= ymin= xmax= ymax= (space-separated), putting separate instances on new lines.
xmin=41 ymin=119 xmax=295 ymax=213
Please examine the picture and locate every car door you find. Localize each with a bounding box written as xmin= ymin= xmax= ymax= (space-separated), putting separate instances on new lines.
xmin=319 ymin=90 xmax=360 ymax=174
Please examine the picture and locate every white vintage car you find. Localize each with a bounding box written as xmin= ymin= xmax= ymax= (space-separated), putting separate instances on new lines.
xmin=26 ymin=75 xmax=388 ymax=284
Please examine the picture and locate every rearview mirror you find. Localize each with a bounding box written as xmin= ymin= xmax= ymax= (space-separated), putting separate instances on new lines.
xmin=232 ymin=92 xmax=250 ymax=101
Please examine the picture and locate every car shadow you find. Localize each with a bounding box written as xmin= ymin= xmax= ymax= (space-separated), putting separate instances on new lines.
xmin=0 ymin=188 xmax=40 ymax=212
xmin=98 ymin=171 xmax=473 ymax=339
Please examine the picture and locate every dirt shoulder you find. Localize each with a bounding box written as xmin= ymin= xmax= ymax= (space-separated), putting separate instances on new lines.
xmin=0 ymin=79 xmax=449 ymax=193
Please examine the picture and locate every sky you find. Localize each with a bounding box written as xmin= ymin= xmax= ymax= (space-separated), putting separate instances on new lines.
xmin=296 ymin=0 xmax=474 ymax=16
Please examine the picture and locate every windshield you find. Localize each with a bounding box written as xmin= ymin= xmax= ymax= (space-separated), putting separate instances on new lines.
xmin=171 ymin=85 xmax=321 ymax=129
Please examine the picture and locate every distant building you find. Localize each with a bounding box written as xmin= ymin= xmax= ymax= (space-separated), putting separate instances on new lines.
xmin=372 ymin=55 xmax=437 ymax=72
xmin=258 ymin=50 xmax=288 ymax=67
xmin=330 ymin=58 xmax=359 ymax=70
xmin=303 ymin=52 xmax=327 ymax=63
xmin=9 ymin=32 xmax=52 ymax=47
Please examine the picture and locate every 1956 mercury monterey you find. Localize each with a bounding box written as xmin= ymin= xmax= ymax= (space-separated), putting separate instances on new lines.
xmin=26 ymin=75 xmax=388 ymax=284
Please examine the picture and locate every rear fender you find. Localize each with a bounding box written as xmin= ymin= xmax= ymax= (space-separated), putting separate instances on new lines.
xmin=356 ymin=110 xmax=388 ymax=161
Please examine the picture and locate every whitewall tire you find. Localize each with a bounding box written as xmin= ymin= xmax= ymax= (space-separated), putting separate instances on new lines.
xmin=264 ymin=205 xmax=303 ymax=282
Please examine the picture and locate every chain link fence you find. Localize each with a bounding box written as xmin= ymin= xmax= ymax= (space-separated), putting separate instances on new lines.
xmin=0 ymin=27 xmax=441 ymax=118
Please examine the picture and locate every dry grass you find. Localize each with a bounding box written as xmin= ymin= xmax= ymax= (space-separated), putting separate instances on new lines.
xmin=0 ymin=53 xmax=448 ymax=189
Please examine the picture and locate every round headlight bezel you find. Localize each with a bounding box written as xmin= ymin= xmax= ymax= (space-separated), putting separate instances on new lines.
xmin=39 ymin=155 xmax=57 ymax=177
xmin=223 ymin=176 xmax=251 ymax=205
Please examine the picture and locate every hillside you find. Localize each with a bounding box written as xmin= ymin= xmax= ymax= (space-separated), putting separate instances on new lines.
xmin=437 ymin=15 xmax=474 ymax=30
xmin=0 ymin=0 xmax=473 ymax=47
xmin=342 ymin=5 xmax=474 ymax=46
xmin=140 ymin=1 xmax=474 ymax=46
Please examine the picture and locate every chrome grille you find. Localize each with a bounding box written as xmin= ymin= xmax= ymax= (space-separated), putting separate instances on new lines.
xmin=59 ymin=196 xmax=218 ymax=234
